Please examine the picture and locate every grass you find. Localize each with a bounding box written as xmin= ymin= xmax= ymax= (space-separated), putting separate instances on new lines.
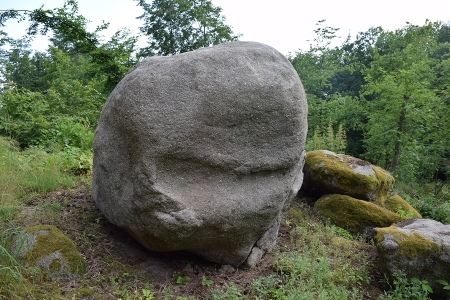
xmin=1 ymin=135 xmax=448 ymax=299
xmin=0 ymin=137 xmax=77 ymax=204
xmin=265 ymin=208 xmax=372 ymax=300
xmin=0 ymin=136 xmax=88 ymax=299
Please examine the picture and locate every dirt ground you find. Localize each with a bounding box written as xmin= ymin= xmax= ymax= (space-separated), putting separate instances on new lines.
xmin=17 ymin=182 xmax=385 ymax=299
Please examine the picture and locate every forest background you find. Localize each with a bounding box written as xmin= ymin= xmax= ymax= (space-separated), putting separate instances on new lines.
xmin=1 ymin=0 xmax=449 ymax=202
xmin=1 ymin=1 xmax=450 ymax=298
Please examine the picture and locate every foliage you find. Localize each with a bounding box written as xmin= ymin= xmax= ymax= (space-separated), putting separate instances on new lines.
xmin=261 ymin=204 xmax=372 ymax=299
xmin=1 ymin=0 xmax=138 ymax=95
xmin=173 ymin=271 xmax=190 ymax=285
xmin=394 ymin=181 xmax=450 ymax=224
xmin=380 ymin=272 xmax=432 ymax=300
xmin=305 ymin=120 xmax=346 ymax=153
xmin=0 ymin=226 xmax=29 ymax=299
xmin=210 ymin=283 xmax=243 ymax=300
xmin=202 ymin=275 xmax=214 ymax=287
xmin=403 ymin=193 xmax=450 ymax=224
xmin=437 ymin=279 xmax=450 ymax=297
xmin=362 ymin=22 xmax=446 ymax=181
xmin=136 ymin=0 xmax=240 ymax=56
xmin=289 ymin=20 xmax=342 ymax=100
xmin=0 ymin=136 xmax=86 ymax=204
xmin=292 ymin=20 xmax=450 ymax=183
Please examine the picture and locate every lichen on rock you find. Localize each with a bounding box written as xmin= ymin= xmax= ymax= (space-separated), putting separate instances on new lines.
xmin=375 ymin=227 xmax=439 ymax=260
xmin=13 ymin=224 xmax=86 ymax=280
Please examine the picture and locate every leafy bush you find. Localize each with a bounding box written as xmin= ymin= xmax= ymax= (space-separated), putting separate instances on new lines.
xmin=0 ymin=87 xmax=52 ymax=148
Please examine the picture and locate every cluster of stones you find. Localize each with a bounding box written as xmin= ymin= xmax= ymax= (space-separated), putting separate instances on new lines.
xmin=302 ymin=150 xmax=416 ymax=235
xmin=301 ymin=150 xmax=450 ymax=297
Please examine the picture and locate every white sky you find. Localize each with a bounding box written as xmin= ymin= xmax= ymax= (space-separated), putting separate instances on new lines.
xmin=1 ymin=0 xmax=450 ymax=56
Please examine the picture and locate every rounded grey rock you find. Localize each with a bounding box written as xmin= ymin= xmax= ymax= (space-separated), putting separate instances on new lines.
xmin=93 ymin=41 xmax=307 ymax=267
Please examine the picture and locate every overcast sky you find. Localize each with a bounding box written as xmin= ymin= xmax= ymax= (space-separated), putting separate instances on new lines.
xmin=2 ymin=0 xmax=450 ymax=56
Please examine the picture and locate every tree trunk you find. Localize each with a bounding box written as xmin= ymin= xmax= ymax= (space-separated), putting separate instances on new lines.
xmin=390 ymin=96 xmax=408 ymax=173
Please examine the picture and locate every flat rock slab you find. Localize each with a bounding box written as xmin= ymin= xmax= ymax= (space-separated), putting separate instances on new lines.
xmin=93 ymin=41 xmax=308 ymax=267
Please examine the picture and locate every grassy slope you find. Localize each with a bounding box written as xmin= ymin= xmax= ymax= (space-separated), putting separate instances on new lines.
xmin=1 ymin=136 xmax=446 ymax=299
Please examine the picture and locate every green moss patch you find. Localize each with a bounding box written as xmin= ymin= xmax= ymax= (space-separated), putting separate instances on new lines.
xmin=18 ymin=225 xmax=86 ymax=279
xmin=375 ymin=226 xmax=440 ymax=260
xmin=314 ymin=194 xmax=401 ymax=234
xmin=305 ymin=150 xmax=394 ymax=204
xmin=383 ymin=194 xmax=422 ymax=219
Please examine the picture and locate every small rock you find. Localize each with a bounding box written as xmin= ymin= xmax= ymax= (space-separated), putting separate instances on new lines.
xmin=13 ymin=225 xmax=86 ymax=280
xmin=218 ymin=265 xmax=236 ymax=274
xmin=314 ymin=194 xmax=401 ymax=235
xmin=244 ymin=247 xmax=264 ymax=268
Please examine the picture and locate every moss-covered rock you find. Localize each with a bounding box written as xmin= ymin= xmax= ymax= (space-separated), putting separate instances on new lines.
xmin=374 ymin=219 xmax=450 ymax=298
xmin=314 ymin=194 xmax=401 ymax=235
xmin=383 ymin=194 xmax=422 ymax=219
xmin=13 ymin=224 xmax=86 ymax=280
xmin=302 ymin=150 xmax=394 ymax=204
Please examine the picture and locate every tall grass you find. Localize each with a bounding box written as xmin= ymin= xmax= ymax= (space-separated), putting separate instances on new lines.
xmin=0 ymin=136 xmax=87 ymax=299
xmin=0 ymin=137 xmax=77 ymax=204
xmin=265 ymin=210 xmax=370 ymax=300
xmin=0 ymin=226 xmax=26 ymax=299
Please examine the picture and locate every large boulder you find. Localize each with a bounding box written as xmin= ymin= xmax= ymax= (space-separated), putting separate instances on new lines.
xmin=375 ymin=219 xmax=450 ymax=298
xmin=13 ymin=225 xmax=86 ymax=280
xmin=314 ymin=194 xmax=401 ymax=235
xmin=302 ymin=150 xmax=394 ymax=204
xmin=93 ymin=41 xmax=308 ymax=267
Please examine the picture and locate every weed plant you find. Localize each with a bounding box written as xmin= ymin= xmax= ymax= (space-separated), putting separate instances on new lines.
xmin=380 ymin=272 xmax=432 ymax=300
xmin=265 ymin=215 xmax=369 ymax=299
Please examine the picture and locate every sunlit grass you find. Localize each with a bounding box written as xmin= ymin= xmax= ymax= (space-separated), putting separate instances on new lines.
xmin=0 ymin=136 xmax=86 ymax=299
xmin=0 ymin=137 xmax=76 ymax=204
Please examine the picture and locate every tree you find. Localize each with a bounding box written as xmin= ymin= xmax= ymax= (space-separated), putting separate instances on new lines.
xmin=0 ymin=39 xmax=49 ymax=91
xmin=0 ymin=0 xmax=139 ymax=149
xmin=136 ymin=0 xmax=240 ymax=56
xmin=362 ymin=22 xmax=447 ymax=180
xmin=1 ymin=0 xmax=138 ymax=95
xmin=289 ymin=20 xmax=342 ymax=100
